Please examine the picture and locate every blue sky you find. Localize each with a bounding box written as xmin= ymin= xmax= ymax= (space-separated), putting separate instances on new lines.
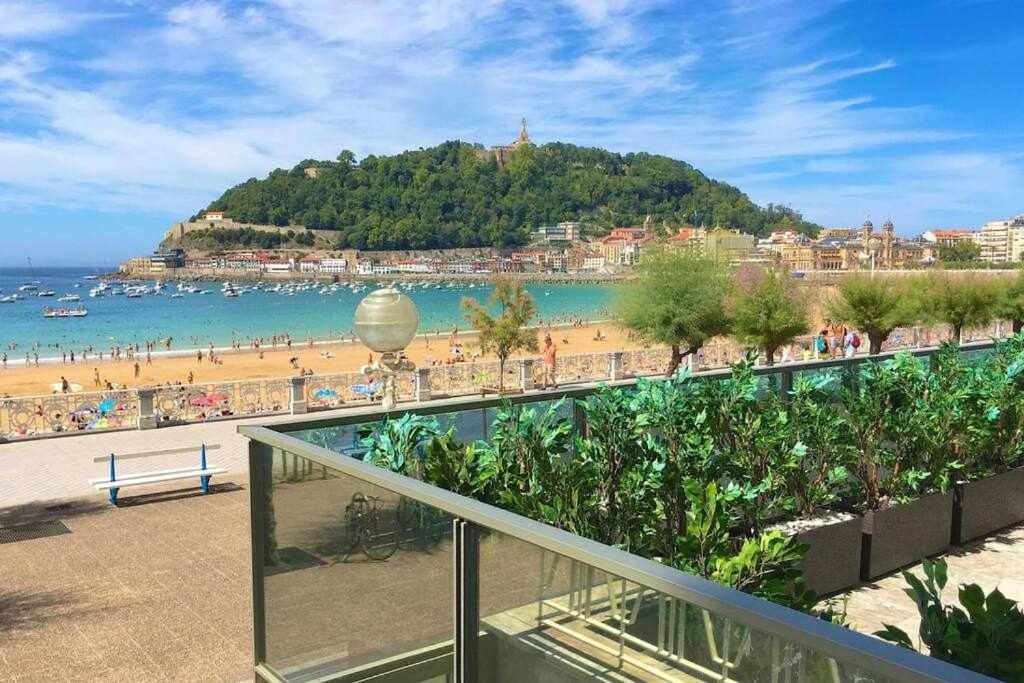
xmin=0 ymin=0 xmax=1021 ymax=266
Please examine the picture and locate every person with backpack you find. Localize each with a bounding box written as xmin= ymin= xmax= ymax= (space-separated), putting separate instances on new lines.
xmin=848 ymin=330 xmax=862 ymax=357
xmin=815 ymin=330 xmax=829 ymax=359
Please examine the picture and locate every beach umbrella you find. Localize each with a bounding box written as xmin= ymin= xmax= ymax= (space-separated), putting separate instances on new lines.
xmin=351 ymin=383 xmax=381 ymax=397
xmin=190 ymin=391 xmax=230 ymax=407
xmin=312 ymin=388 xmax=338 ymax=399
xmin=98 ymin=398 xmax=117 ymax=413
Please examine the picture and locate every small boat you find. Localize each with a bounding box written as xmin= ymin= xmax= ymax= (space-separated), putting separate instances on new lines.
xmin=37 ymin=290 xmax=56 ymax=297
xmin=57 ymin=294 xmax=80 ymax=302
xmin=19 ymin=284 xmax=37 ymax=292
xmin=83 ymin=275 xmax=98 ymax=280
xmin=171 ymin=293 xmax=185 ymax=298
xmin=224 ymin=288 xmax=240 ymax=298
xmin=0 ymin=295 xmax=18 ymax=303
xmin=43 ymin=306 xmax=88 ymax=318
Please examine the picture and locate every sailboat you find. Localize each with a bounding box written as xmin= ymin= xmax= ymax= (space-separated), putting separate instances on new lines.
xmin=19 ymin=257 xmax=40 ymax=291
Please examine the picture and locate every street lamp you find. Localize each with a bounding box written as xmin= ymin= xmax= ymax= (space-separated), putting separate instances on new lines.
xmin=354 ymin=288 xmax=419 ymax=410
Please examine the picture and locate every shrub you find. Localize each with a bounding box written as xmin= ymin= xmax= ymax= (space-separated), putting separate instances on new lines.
xmin=877 ymin=558 xmax=1024 ymax=681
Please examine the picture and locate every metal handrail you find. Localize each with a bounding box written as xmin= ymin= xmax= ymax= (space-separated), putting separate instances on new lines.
xmin=267 ymin=338 xmax=998 ymax=433
xmin=241 ymin=338 xmax=1002 ymax=682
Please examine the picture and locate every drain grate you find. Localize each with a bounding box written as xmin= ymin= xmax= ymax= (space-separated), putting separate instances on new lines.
xmin=0 ymin=520 xmax=71 ymax=545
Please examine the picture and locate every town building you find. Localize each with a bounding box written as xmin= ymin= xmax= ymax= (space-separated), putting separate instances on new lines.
xmin=921 ymin=229 xmax=976 ymax=246
xmin=320 ymin=258 xmax=348 ymax=274
xmin=298 ymin=257 xmax=321 ymax=273
xmin=599 ymin=227 xmax=655 ymax=266
xmin=977 ymin=215 xmax=1024 ymax=263
xmin=532 ymin=222 xmax=581 ymax=244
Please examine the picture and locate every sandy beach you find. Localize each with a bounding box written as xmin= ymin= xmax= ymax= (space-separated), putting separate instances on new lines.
xmin=0 ymin=321 xmax=639 ymax=398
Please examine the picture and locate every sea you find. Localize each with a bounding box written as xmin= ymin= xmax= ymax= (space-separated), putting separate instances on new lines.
xmin=0 ymin=267 xmax=616 ymax=359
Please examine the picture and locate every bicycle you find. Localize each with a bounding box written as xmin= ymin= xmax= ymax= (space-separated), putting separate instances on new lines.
xmin=335 ymin=492 xmax=399 ymax=561
xmin=395 ymin=496 xmax=448 ymax=550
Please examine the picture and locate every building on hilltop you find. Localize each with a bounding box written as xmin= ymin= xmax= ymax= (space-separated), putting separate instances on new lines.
xmin=475 ymin=118 xmax=533 ymax=167
xmin=532 ymin=221 xmax=581 ymax=244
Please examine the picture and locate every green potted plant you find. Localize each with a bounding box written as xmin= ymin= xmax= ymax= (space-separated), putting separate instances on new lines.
xmin=772 ymin=371 xmax=862 ymax=595
xmin=842 ymin=353 xmax=956 ymax=580
xmin=950 ymin=336 xmax=1024 ymax=543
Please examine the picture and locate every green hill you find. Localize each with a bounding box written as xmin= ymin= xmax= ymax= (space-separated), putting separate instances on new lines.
xmin=194 ymin=141 xmax=819 ymax=250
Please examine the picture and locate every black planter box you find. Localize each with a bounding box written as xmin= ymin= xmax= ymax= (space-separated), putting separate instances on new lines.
xmin=861 ymin=492 xmax=953 ymax=580
xmin=794 ymin=516 xmax=863 ymax=596
xmin=953 ymin=467 xmax=1024 ymax=545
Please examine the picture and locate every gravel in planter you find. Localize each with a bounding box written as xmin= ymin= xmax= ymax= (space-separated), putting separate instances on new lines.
xmin=770 ymin=511 xmax=863 ymax=596
xmin=954 ymin=467 xmax=1024 ymax=544
xmin=862 ymin=492 xmax=953 ymax=580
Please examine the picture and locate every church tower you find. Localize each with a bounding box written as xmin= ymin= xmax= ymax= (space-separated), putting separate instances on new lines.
xmin=882 ymin=220 xmax=895 ymax=266
xmin=861 ymin=219 xmax=874 ymax=244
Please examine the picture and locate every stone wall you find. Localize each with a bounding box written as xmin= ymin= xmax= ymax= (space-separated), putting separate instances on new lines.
xmin=162 ymin=219 xmax=338 ymax=244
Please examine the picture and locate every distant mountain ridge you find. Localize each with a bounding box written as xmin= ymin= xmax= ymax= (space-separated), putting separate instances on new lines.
xmin=189 ymin=139 xmax=819 ymax=251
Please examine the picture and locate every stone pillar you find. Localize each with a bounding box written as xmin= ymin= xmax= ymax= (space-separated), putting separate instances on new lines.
xmin=137 ymin=388 xmax=157 ymax=430
xmin=520 ymin=359 xmax=536 ymax=391
xmin=289 ymin=376 xmax=308 ymax=415
xmin=415 ymin=367 xmax=431 ymax=402
xmin=609 ymin=351 xmax=624 ymax=381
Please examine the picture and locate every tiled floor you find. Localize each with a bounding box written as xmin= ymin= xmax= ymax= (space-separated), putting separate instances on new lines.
xmin=844 ymin=522 xmax=1024 ymax=638
xmin=0 ymin=482 xmax=252 ymax=682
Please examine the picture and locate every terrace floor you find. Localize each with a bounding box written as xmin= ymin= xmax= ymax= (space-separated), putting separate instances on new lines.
xmin=1 ymin=419 xmax=1023 ymax=681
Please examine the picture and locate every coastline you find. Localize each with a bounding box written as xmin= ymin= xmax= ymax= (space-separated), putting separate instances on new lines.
xmin=0 ymin=319 xmax=628 ymax=398
xmin=106 ymin=267 xmax=630 ymax=285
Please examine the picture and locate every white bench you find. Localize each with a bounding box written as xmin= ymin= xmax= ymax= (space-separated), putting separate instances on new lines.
xmin=90 ymin=444 xmax=226 ymax=506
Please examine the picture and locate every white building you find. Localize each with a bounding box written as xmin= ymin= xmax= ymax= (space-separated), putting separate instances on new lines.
xmin=392 ymin=261 xmax=433 ymax=274
xmin=533 ymin=221 xmax=581 ymax=244
xmin=320 ymin=259 xmax=348 ymax=274
xmin=356 ymin=261 xmax=375 ymax=275
xmin=977 ymin=215 xmax=1024 ymax=262
xmin=581 ymin=256 xmax=606 ymax=271
xmin=263 ymin=260 xmax=293 ymax=274
xmin=298 ymin=258 xmax=321 ymax=273
xmin=371 ymin=264 xmax=394 ymax=276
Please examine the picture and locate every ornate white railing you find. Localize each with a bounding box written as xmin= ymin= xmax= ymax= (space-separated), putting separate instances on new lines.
xmin=0 ymin=321 xmax=1012 ymax=442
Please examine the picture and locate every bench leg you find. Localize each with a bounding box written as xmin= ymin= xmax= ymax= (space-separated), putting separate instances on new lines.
xmin=108 ymin=487 xmax=119 ymax=506
xmin=200 ymin=475 xmax=211 ymax=493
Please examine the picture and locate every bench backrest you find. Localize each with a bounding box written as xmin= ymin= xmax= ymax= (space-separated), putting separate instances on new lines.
xmin=92 ymin=444 xmax=222 ymax=463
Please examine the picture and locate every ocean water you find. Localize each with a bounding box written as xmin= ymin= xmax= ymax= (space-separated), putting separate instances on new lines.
xmin=0 ymin=267 xmax=616 ymax=358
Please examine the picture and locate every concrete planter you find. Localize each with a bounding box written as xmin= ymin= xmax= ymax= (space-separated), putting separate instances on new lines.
xmin=953 ymin=467 xmax=1024 ymax=545
xmin=793 ymin=515 xmax=864 ymax=596
xmin=861 ymin=492 xmax=953 ymax=580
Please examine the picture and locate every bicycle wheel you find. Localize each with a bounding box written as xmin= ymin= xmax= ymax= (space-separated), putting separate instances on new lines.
xmin=395 ymin=497 xmax=417 ymax=549
xmin=332 ymin=505 xmax=360 ymax=562
xmin=362 ymin=505 xmax=399 ymax=561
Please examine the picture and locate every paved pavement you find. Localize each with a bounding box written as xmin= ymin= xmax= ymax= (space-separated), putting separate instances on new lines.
xmin=845 ymin=522 xmax=1024 ymax=638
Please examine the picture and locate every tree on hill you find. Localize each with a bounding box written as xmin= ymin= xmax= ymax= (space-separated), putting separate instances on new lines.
xmin=614 ymin=248 xmax=732 ymax=376
xmin=195 ymin=141 xmax=822 ymax=250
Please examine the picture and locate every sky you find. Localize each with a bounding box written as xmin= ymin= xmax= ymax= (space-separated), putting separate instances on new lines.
xmin=0 ymin=0 xmax=1022 ymax=266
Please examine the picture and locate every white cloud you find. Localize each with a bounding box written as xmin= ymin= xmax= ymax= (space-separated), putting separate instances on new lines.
xmin=0 ymin=1 xmax=95 ymax=37
xmin=0 ymin=0 xmax=1018 ymax=240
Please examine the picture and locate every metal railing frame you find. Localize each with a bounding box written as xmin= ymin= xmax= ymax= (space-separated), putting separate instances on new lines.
xmin=241 ymin=339 xmax=1001 ymax=683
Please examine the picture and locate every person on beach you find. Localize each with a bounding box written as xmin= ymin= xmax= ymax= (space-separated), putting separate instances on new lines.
xmin=134 ymin=362 xmax=140 ymax=379
xmin=93 ymin=368 xmax=100 ymax=387
xmin=542 ymin=334 xmax=558 ymax=389
xmin=60 ymin=376 xmax=69 ymax=394
xmin=197 ymin=350 xmax=203 ymax=364
xmin=1 ymin=353 xmax=6 ymax=369
xmin=187 ymin=370 xmax=194 ymax=384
